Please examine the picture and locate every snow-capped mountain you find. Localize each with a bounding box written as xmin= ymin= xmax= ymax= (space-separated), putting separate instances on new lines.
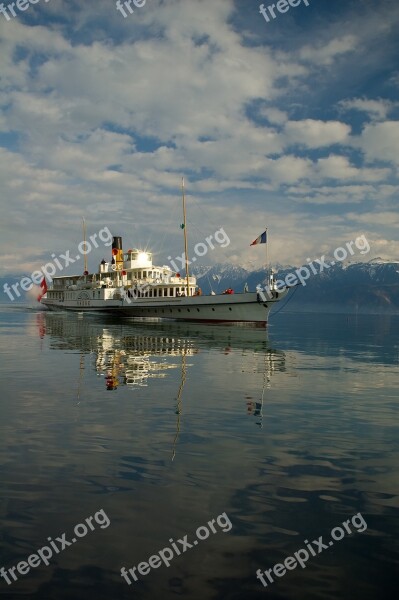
xmin=191 ymin=259 xmax=399 ymax=313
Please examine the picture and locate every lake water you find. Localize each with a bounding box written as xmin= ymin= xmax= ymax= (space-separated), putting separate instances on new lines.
xmin=0 ymin=306 xmax=398 ymax=600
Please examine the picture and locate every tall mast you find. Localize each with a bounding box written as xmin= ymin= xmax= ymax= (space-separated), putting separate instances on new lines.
xmin=181 ymin=177 xmax=190 ymax=296
xmin=265 ymin=226 xmax=268 ymax=287
xmin=82 ymin=217 xmax=88 ymax=274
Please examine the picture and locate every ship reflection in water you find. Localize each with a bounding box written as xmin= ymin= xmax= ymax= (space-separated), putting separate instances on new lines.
xmin=95 ymin=329 xmax=198 ymax=392
xmin=39 ymin=312 xmax=198 ymax=390
xmin=35 ymin=312 xmax=286 ymax=464
xmin=37 ymin=311 xmax=286 ymax=423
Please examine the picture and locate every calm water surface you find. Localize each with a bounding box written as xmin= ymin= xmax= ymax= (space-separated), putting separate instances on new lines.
xmin=0 ymin=306 xmax=398 ymax=600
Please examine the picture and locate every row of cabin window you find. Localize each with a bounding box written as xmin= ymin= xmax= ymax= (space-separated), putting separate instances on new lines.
xmin=132 ymin=271 xmax=162 ymax=279
xmin=136 ymin=288 xmax=192 ymax=297
xmin=60 ymin=288 xmax=192 ymax=300
xmin=61 ymin=292 xmax=99 ymax=300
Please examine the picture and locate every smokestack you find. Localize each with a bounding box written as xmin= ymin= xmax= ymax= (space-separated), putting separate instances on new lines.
xmin=111 ymin=236 xmax=124 ymax=270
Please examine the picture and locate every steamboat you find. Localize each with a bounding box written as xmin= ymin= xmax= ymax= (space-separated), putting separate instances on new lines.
xmin=40 ymin=182 xmax=288 ymax=324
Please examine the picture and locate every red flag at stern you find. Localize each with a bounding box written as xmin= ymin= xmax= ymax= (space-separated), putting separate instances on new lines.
xmin=37 ymin=277 xmax=48 ymax=301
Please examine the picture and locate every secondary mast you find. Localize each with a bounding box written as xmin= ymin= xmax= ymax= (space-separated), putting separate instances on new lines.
xmin=181 ymin=177 xmax=190 ymax=296
xmin=82 ymin=217 xmax=88 ymax=275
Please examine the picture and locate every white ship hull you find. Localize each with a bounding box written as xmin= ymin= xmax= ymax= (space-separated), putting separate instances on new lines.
xmin=41 ymin=291 xmax=287 ymax=325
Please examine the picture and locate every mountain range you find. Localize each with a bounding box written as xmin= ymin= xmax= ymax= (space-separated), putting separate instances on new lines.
xmin=1 ymin=259 xmax=399 ymax=313
xmin=192 ymin=258 xmax=399 ymax=314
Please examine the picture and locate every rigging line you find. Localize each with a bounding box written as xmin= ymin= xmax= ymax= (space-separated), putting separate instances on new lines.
xmin=76 ymin=351 xmax=85 ymax=405
xmin=197 ymin=267 xmax=216 ymax=294
xmin=171 ymin=348 xmax=187 ymax=461
xmin=185 ymin=219 xmax=212 ymax=245
xmin=187 ymin=194 xmax=225 ymax=235
xmin=257 ymin=352 xmax=269 ymax=429
xmin=148 ymin=195 xmax=182 ymax=262
xmin=186 ymin=214 xmax=222 ymax=241
xmin=160 ymin=194 xmax=181 ymax=249
xmin=186 ymin=218 xmax=229 ymax=256
xmin=182 ymin=220 xmax=219 ymax=291
xmin=269 ymin=285 xmax=299 ymax=319
xmin=206 ymin=270 xmax=216 ymax=294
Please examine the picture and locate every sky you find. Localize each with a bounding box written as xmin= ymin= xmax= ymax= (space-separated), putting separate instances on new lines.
xmin=0 ymin=0 xmax=399 ymax=278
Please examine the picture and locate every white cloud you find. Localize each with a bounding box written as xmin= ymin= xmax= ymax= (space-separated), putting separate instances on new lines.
xmin=299 ymin=35 xmax=358 ymax=65
xmin=316 ymin=155 xmax=390 ymax=182
xmin=284 ymin=120 xmax=351 ymax=148
xmin=339 ymin=98 xmax=395 ymax=120
xmin=259 ymin=107 xmax=288 ymax=125
xmin=287 ymin=183 xmax=386 ymax=205
xmin=347 ymin=211 xmax=399 ymax=227
xmin=358 ymin=121 xmax=399 ymax=165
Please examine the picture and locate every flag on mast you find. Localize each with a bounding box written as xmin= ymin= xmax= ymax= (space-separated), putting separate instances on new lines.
xmin=37 ymin=277 xmax=47 ymax=301
xmin=250 ymin=230 xmax=267 ymax=246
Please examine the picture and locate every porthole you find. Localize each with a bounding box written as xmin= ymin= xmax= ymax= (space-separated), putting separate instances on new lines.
xmin=212 ymin=308 xmax=215 ymax=311
xmin=229 ymin=307 xmax=232 ymax=311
